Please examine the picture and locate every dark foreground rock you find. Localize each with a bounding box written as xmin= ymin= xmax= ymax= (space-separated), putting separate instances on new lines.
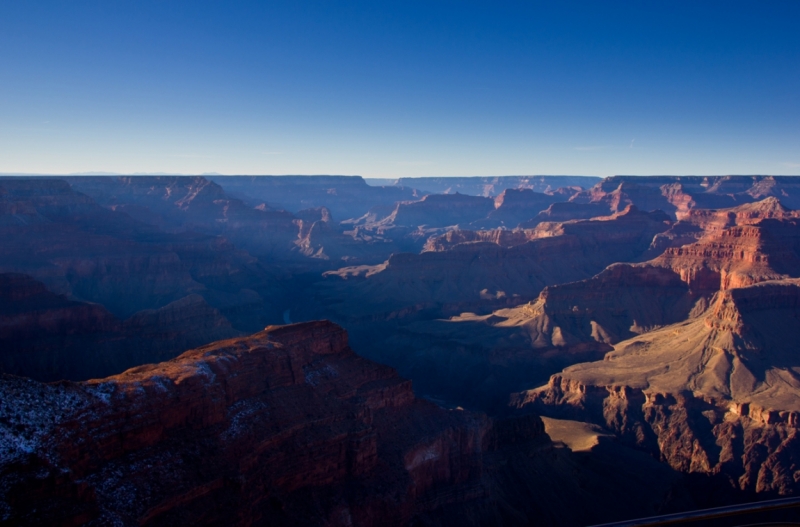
xmin=1 ymin=321 xmax=701 ymax=526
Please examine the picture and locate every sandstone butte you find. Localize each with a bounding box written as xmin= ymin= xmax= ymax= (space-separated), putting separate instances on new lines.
xmin=570 ymin=175 xmax=800 ymax=219
xmin=515 ymin=278 xmax=800 ymax=497
xmin=462 ymin=197 xmax=800 ymax=357
xmin=501 ymin=200 xmax=800 ymax=496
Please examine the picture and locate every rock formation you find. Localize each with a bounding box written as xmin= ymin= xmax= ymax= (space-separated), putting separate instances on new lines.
xmin=0 ymin=321 xmax=702 ymax=526
xmin=64 ymin=176 xmax=301 ymax=261
xmin=319 ymin=206 xmax=671 ymax=325
xmin=6 ymin=175 xmax=800 ymax=523
xmin=0 ymin=321 xmax=489 ymax=525
xmin=0 ymin=273 xmax=241 ymax=381
xmin=0 ymin=177 xmax=286 ymax=328
xmin=517 ymin=278 xmax=800 ymax=497
xmin=208 ymin=175 xmax=423 ymax=221
xmin=397 ymin=200 xmax=800 ymax=410
xmin=380 ymin=193 xmax=496 ymax=229
xmin=571 ymin=175 xmax=800 ymax=219
xmin=468 ymin=188 xmax=573 ymax=229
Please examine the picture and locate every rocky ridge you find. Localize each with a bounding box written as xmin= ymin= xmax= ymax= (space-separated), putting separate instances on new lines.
xmin=0 ymin=321 xmax=695 ymax=526
xmin=571 ymin=175 xmax=800 ymax=219
xmin=319 ymin=206 xmax=672 ymax=323
xmin=0 ymin=321 xmax=493 ymax=525
xmin=516 ymin=278 xmax=800 ymax=496
xmin=0 ymin=273 xmax=241 ymax=381
xmin=208 ymin=175 xmax=422 ymax=221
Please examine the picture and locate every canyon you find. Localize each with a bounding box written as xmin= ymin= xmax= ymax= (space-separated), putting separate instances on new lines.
xmin=0 ymin=321 xmax=694 ymax=526
xmin=2 ymin=174 xmax=800 ymax=525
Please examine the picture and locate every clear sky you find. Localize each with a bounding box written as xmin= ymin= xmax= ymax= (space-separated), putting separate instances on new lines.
xmin=1 ymin=1 xmax=798 ymax=177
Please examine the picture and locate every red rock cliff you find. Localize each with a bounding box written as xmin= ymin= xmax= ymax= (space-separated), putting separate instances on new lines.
xmin=516 ymin=279 xmax=800 ymax=497
xmin=0 ymin=321 xmax=494 ymax=526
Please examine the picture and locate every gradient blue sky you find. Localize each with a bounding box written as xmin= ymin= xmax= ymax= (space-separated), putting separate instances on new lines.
xmin=1 ymin=1 xmax=799 ymax=177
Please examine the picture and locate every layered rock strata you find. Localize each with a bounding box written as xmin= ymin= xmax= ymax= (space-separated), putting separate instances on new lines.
xmin=469 ymin=188 xmax=570 ymax=229
xmin=571 ymin=175 xmax=800 ymax=219
xmin=0 ymin=321 xmax=703 ymax=526
xmin=64 ymin=176 xmax=301 ymax=261
xmin=321 ymin=206 xmax=671 ymax=322
xmin=208 ymin=175 xmax=422 ymax=221
xmin=0 ymin=178 xmax=284 ymax=328
xmin=0 ymin=321 xmax=494 ymax=526
xmin=516 ymin=279 xmax=800 ymax=496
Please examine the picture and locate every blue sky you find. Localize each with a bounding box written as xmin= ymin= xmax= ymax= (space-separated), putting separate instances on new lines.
xmin=1 ymin=1 xmax=798 ymax=177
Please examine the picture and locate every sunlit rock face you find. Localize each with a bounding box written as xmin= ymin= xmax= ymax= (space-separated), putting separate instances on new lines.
xmin=571 ymin=175 xmax=800 ymax=219
xmin=518 ymin=278 xmax=800 ymax=496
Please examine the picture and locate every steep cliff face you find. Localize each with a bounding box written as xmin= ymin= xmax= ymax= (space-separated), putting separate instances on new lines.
xmin=319 ymin=207 xmax=672 ymax=323
xmin=651 ymin=218 xmax=800 ymax=291
xmin=0 ymin=321 xmax=498 ymax=526
xmin=517 ymin=279 xmax=800 ymax=496
xmin=469 ymin=188 xmax=569 ymax=229
xmin=493 ymin=199 xmax=800 ymax=355
xmin=0 ymin=178 xmax=285 ymax=328
xmin=64 ymin=176 xmax=301 ymax=260
xmin=354 ymin=263 xmax=700 ymax=412
xmin=298 ymin=209 xmax=672 ymax=412
xmin=401 ymin=201 xmax=800 ymax=411
xmin=208 ymin=175 xmax=423 ymax=221
xmin=571 ymin=176 xmax=800 ymax=219
xmin=508 ymin=263 xmax=701 ymax=348
xmin=518 ymin=202 xmax=610 ymax=228
xmin=0 ymin=321 xmax=706 ymax=526
xmin=381 ymin=193 xmax=496 ymax=229
xmin=293 ymin=212 xmax=403 ymax=264
xmin=0 ymin=273 xmax=241 ymax=381
xmin=643 ymin=197 xmax=800 ymax=260
xmin=423 ymin=229 xmax=540 ymax=252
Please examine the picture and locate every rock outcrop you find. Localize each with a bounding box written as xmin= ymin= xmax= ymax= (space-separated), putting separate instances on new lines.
xmin=571 ymin=175 xmax=800 ymax=219
xmin=0 ymin=273 xmax=241 ymax=381
xmin=0 ymin=178 xmax=285 ymax=328
xmin=64 ymin=176 xmax=301 ymax=261
xmin=518 ymin=202 xmax=610 ymax=228
xmin=381 ymin=193 xmax=496 ymax=229
xmin=517 ymin=279 xmax=800 ymax=496
xmin=302 ymin=208 xmax=672 ymax=412
xmin=0 ymin=321 xmax=703 ymax=526
xmin=208 ymin=175 xmax=423 ymax=221
xmin=469 ymin=188 xmax=572 ymax=229
xmin=650 ymin=218 xmax=800 ymax=292
xmin=0 ymin=321 xmax=495 ymax=525
xmin=320 ymin=206 xmax=671 ymax=323
xmin=423 ymin=229 xmax=539 ymax=252
xmin=402 ymin=200 xmax=800 ymax=410
xmin=643 ymin=196 xmax=800 ymax=260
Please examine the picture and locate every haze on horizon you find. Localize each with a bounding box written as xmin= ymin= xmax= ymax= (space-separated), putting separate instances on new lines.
xmin=1 ymin=1 xmax=798 ymax=178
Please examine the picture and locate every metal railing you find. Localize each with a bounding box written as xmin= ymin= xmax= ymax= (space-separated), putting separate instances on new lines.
xmin=590 ymin=496 xmax=800 ymax=527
